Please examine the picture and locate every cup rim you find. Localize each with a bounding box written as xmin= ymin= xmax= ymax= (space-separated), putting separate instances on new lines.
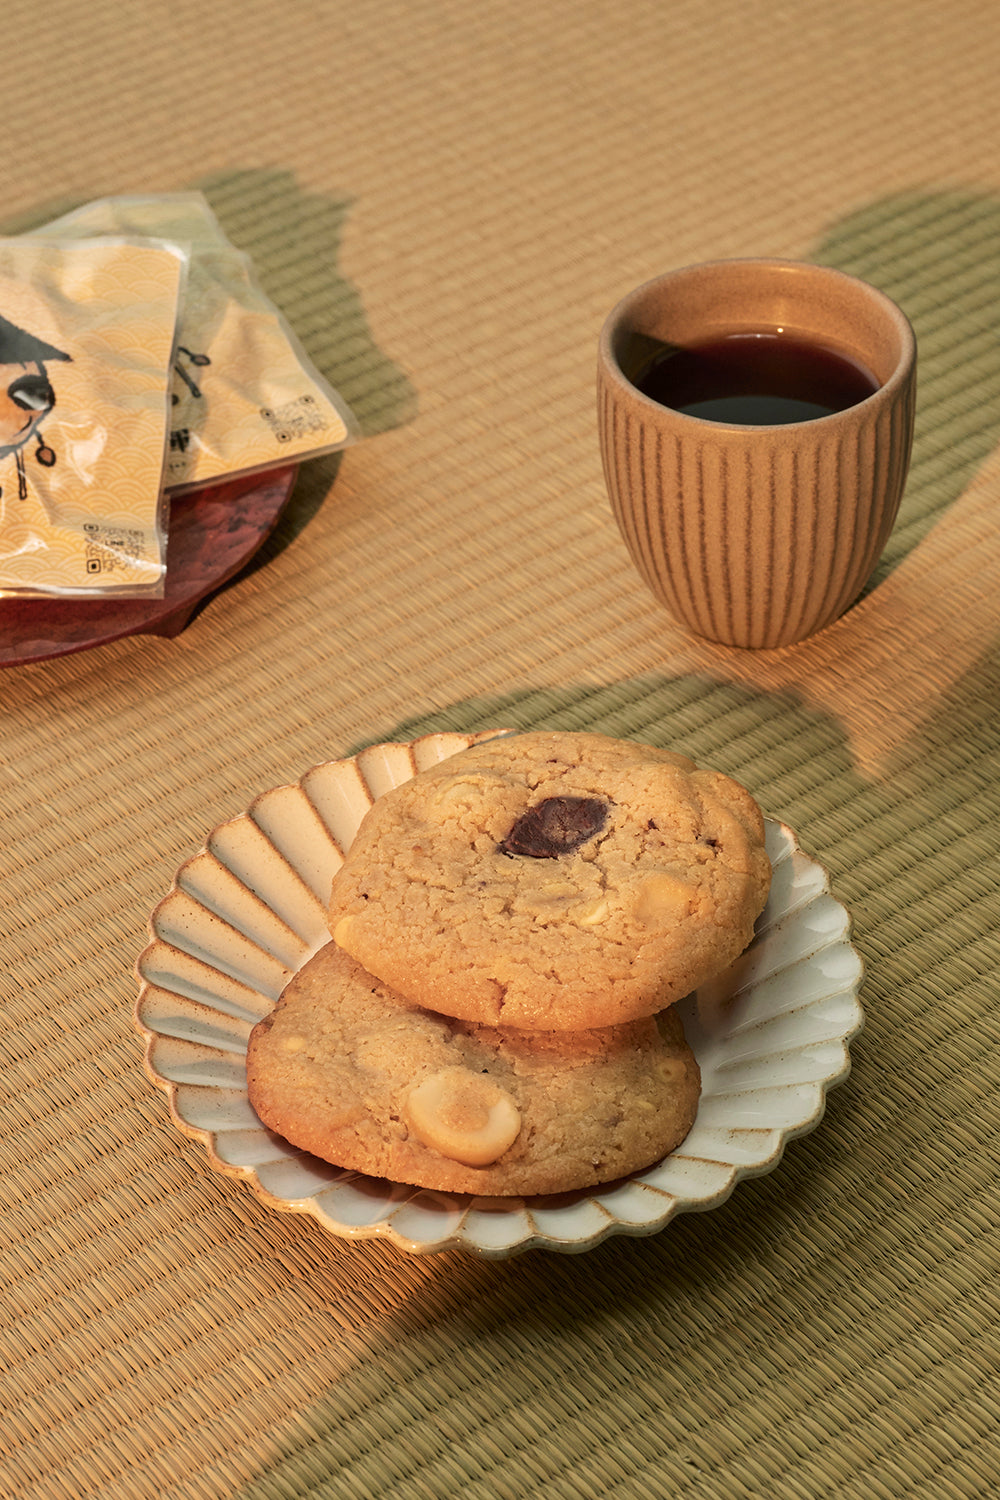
xmin=598 ymin=256 xmax=916 ymax=431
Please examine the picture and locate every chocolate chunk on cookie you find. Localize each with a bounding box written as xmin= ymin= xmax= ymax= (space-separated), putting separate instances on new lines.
xmin=328 ymin=730 xmax=771 ymax=1031
xmin=246 ymin=942 xmax=701 ymax=1196
xmin=499 ymin=795 xmax=609 ymax=857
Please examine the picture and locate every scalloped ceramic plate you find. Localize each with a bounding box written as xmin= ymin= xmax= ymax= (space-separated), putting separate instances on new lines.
xmin=135 ymin=731 xmax=864 ymax=1258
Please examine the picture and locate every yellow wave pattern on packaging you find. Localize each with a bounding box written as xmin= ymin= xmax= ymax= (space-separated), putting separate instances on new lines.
xmin=0 ymin=237 xmax=182 ymax=596
xmin=33 ymin=194 xmax=356 ymax=493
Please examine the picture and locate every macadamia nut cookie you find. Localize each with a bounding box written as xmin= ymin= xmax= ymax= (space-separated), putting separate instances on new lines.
xmin=327 ymin=730 xmax=771 ymax=1030
xmin=246 ymin=942 xmax=701 ymax=1196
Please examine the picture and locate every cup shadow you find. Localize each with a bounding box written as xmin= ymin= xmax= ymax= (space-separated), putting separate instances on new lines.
xmin=813 ymin=187 xmax=1000 ymax=592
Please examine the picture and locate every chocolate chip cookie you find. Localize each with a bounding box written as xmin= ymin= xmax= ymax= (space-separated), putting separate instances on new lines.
xmin=327 ymin=730 xmax=771 ymax=1030
xmin=246 ymin=941 xmax=701 ymax=1196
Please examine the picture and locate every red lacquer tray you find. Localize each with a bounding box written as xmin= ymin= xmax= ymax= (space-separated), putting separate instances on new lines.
xmin=0 ymin=465 xmax=298 ymax=668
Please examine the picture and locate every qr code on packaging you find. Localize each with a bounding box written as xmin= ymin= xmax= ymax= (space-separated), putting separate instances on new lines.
xmin=82 ymin=523 xmax=150 ymax=575
xmin=259 ymin=394 xmax=326 ymax=444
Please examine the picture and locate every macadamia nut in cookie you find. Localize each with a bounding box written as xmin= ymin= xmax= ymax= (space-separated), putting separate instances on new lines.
xmin=246 ymin=942 xmax=702 ymax=1197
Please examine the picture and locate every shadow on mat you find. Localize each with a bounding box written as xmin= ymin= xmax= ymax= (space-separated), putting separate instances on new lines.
xmin=192 ymin=168 xmax=417 ymax=578
xmin=230 ymin=637 xmax=1000 ymax=1497
xmin=195 ymin=167 xmax=417 ymax=443
xmin=814 ymin=187 xmax=1000 ymax=592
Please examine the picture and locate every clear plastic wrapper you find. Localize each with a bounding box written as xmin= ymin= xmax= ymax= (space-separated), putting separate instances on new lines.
xmin=0 ymin=236 xmax=184 ymax=599
xmin=34 ymin=194 xmax=358 ymax=492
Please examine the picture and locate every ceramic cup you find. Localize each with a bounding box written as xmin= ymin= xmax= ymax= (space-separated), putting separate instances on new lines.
xmin=597 ymin=258 xmax=917 ymax=649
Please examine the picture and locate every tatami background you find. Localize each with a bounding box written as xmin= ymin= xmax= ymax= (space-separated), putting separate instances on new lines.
xmin=3 ymin=2 xmax=999 ymax=1496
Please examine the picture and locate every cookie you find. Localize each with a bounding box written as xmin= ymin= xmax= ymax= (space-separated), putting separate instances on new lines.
xmin=327 ymin=730 xmax=771 ymax=1030
xmin=246 ymin=941 xmax=701 ymax=1196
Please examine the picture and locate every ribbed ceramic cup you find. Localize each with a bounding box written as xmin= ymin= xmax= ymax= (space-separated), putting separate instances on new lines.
xmin=597 ymin=259 xmax=917 ymax=649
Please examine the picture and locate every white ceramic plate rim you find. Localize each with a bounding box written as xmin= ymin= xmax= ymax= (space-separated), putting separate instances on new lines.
xmin=135 ymin=731 xmax=864 ymax=1257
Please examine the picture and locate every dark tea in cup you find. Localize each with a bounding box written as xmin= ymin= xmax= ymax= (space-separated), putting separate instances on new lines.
xmin=635 ymin=330 xmax=880 ymax=426
xmin=597 ymin=257 xmax=917 ymax=647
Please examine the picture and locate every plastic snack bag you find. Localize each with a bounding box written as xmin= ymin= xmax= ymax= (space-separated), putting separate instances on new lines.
xmin=0 ymin=236 xmax=184 ymax=598
xmin=33 ymin=194 xmax=358 ymax=493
